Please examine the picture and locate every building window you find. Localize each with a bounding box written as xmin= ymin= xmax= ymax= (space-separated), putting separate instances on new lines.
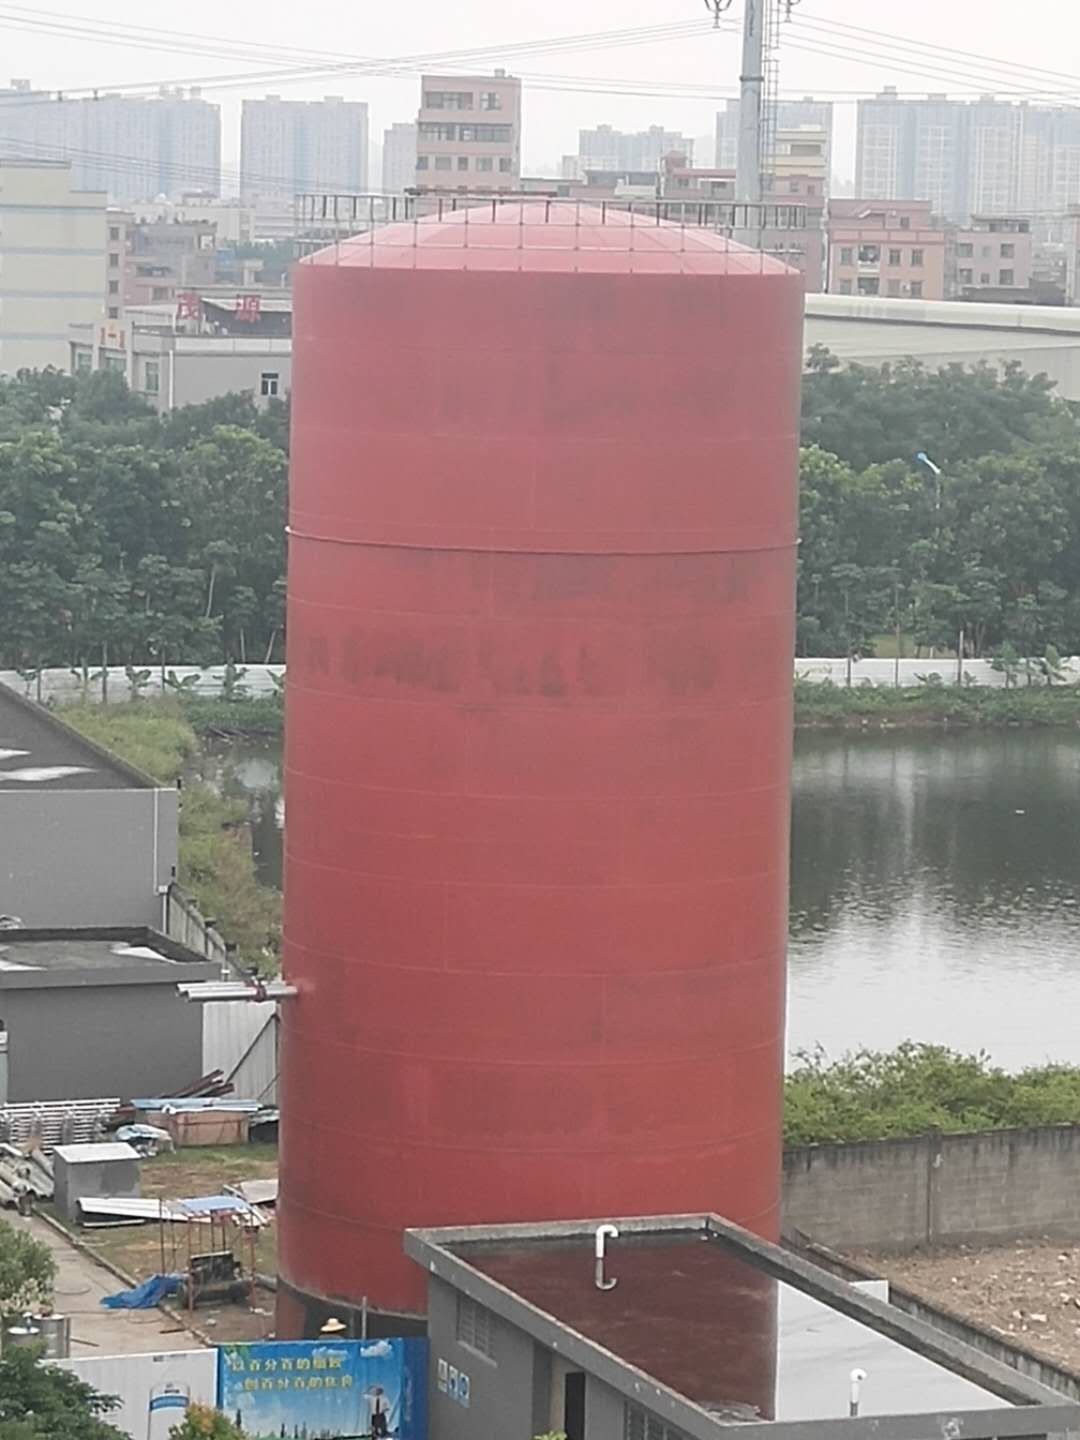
xmin=424 ymin=91 xmax=473 ymax=109
xmin=109 ymin=225 xmax=119 ymax=242
xmin=1000 ymin=268 xmax=1015 ymax=285
xmin=499 ymin=157 xmax=512 ymax=172
xmin=837 ymin=279 xmax=852 ymax=294
xmin=959 ymin=268 xmax=973 ymax=283
xmin=839 ymin=246 xmax=853 ymax=265
xmin=109 ymin=252 xmax=119 ymax=268
xmin=911 ymin=248 xmax=924 ymax=266
xmin=416 ymin=156 xmax=429 ymax=170
xmin=888 ymin=248 xmax=901 ymax=265
xmin=144 ymin=359 xmax=159 ymax=396
xmin=456 ymin=1295 xmax=495 ymax=1361
xmin=74 ymin=349 xmax=92 ymax=374
xmin=461 ymin=124 xmax=512 ymax=143
xmin=788 ymin=179 xmax=800 ymax=193
xmin=457 ymin=156 xmax=469 ymax=171
xmin=957 ymin=242 xmax=973 ymax=257
xmin=980 ymin=271 xmax=991 ymax=283
xmin=887 ymin=279 xmax=901 ymax=296
xmin=434 ymin=155 xmax=452 ymax=171
xmin=857 ymin=277 xmax=880 ymax=295
xmin=476 ymin=156 xmax=494 ymax=172
xmin=260 ymin=371 xmax=280 ymax=398
xmin=899 ymin=215 xmax=911 ymax=229
xmin=151 ymin=287 xmax=171 ymax=301
xmin=623 ymin=1403 xmax=687 ymax=1440
xmin=857 ymin=244 xmax=880 ymax=264
xmin=107 ymin=306 xmax=119 ymax=320
xmin=480 ymin=92 xmax=502 ymax=110
xmin=1000 ymin=242 xmax=1015 ymax=258
xmin=910 ymin=280 xmax=923 ymax=298
xmin=418 ymin=122 xmax=458 ymax=141
xmin=103 ymin=354 xmax=125 ymax=375
xmin=108 ymin=280 xmax=119 ymax=295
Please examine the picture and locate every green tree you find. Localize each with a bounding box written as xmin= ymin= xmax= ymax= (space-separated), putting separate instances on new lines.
xmin=0 ymin=1344 xmax=123 ymax=1440
xmin=0 ymin=1218 xmax=54 ymax=1319
xmin=168 ymin=1405 xmax=244 ymax=1440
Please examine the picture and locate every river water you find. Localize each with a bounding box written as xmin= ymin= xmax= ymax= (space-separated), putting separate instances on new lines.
xmin=209 ymin=731 xmax=1080 ymax=1071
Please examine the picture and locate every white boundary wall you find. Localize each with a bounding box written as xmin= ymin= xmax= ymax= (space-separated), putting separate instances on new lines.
xmin=7 ymin=659 xmax=1080 ymax=701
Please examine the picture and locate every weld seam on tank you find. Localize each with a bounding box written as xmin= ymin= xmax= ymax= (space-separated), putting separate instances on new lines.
xmin=286 ymin=528 xmax=797 ymax=559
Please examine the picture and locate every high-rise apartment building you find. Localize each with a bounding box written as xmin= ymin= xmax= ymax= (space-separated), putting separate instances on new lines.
xmin=576 ymin=124 xmax=694 ymax=175
xmin=0 ymin=82 xmax=220 ymax=202
xmin=0 ymin=161 xmax=106 ymax=374
xmin=414 ymin=72 xmax=521 ymax=191
xmin=856 ymin=90 xmax=1080 ymax=226
xmin=382 ymin=122 xmax=417 ymax=193
xmin=716 ymin=97 xmax=834 ymax=175
xmin=240 ymin=96 xmax=369 ymax=200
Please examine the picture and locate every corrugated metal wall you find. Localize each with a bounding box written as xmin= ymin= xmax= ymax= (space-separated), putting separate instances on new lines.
xmin=202 ymin=1003 xmax=278 ymax=1105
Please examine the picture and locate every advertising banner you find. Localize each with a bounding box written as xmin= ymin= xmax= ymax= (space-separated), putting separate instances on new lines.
xmin=217 ymin=1338 xmax=427 ymax=1439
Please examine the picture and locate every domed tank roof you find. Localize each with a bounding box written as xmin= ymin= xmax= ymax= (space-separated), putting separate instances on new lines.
xmin=304 ymin=199 xmax=796 ymax=276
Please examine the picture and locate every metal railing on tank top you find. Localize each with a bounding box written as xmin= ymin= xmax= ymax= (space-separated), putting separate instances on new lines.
xmin=293 ymin=191 xmax=810 ymax=273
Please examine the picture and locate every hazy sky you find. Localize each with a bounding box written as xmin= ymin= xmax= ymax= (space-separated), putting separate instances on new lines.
xmin=2 ymin=0 xmax=1075 ymax=182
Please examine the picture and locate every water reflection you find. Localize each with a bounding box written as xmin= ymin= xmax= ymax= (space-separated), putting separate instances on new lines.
xmin=789 ymin=732 xmax=1080 ymax=1069
xmin=214 ymin=732 xmax=1080 ymax=1070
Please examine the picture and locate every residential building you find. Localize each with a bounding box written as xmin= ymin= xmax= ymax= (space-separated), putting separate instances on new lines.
xmin=0 ymin=681 xmax=177 ymax=929
xmin=661 ymin=158 xmax=825 ymax=291
xmin=0 ymin=81 xmax=220 ymax=201
xmin=0 ymin=160 xmax=106 ymax=374
xmin=406 ymin=1214 xmax=1074 ymax=1440
xmin=950 ymin=215 xmax=1033 ymax=300
xmin=770 ymin=126 xmax=829 ymax=189
xmin=856 ymin=90 xmax=1080 ymax=228
xmin=827 ymin=199 xmax=947 ymax=300
xmin=414 ymin=71 xmax=521 ymax=191
xmin=716 ymin=96 xmax=834 ymax=174
xmin=132 ymin=196 xmax=257 ymax=246
xmin=0 ymin=927 xmax=213 ymax=1103
xmin=382 ymin=122 xmax=417 ymax=192
xmin=71 ymin=291 xmax=292 ymax=412
xmin=240 ymin=95 xmax=369 ymax=200
xmin=575 ymin=123 xmax=694 ymax=175
xmin=123 ymin=217 xmax=218 ymax=309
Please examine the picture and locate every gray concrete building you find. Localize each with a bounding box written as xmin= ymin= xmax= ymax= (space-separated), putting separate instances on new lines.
xmin=405 ymin=1215 xmax=1078 ymax=1440
xmin=0 ymin=684 xmax=177 ymax=930
xmin=0 ymin=928 xmax=215 ymax=1103
xmin=70 ymin=292 xmax=292 ymax=411
xmin=382 ymin=122 xmax=417 ymax=193
xmin=240 ymin=96 xmax=369 ymax=201
xmin=716 ymin=98 xmax=834 ymax=176
xmin=0 ymin=81 xmax=221 ymax=202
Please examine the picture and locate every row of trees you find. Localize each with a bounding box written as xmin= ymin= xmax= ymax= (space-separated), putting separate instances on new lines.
xmin=4 ymin=350 xmax=1080 ymax=671
xmin=0 ymin=371 xmax=287 ymax=675
xmin=798 ymin=350 xmax=1080 ymax=659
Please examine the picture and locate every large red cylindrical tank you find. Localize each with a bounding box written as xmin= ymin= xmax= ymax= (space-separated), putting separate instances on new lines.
xmin=279 ymin=203 xmax=802 ymax=1332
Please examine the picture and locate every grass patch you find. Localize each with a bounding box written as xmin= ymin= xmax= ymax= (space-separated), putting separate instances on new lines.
xmin=795 ymin=678 xmax=1080 ymax=728
xmin=785 ymin=1043 xmax=1080 ymax=1145
xmin=182 ymin=696 xmax=283 ymax=739
xmin=82 ymin=1145 xmax=279 ymax=1284
xmin=62 ymin=701 xmax=281 ymax=971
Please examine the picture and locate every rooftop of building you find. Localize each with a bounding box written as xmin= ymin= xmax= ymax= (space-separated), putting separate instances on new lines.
xmin=0 ymin=927 xmax=217 ymax=989
xmin=406 ymin=1214 xmax=1077 ymax=1438
xmin=0 ymin=683 xmax=159 ymax=791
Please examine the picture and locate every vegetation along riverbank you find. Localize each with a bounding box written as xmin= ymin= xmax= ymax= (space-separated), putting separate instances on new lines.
xmin=794 ymin=678 xmax=1080 ymax=728
xmin=62 ymin=700 xmax=281 ymax=972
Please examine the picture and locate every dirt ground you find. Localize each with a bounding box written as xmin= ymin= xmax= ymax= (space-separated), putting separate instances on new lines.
xmin=853 ymin=1238 xmax=1080 ymax=1372
xmin=74 ymin=1143 xmax=279 ymax=1343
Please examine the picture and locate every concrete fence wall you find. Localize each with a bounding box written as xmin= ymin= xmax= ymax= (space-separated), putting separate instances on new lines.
xmin=7 ymin=658 xmax=1080 ymax=704
xmin=783 ymin=1125 xmax=1080 ymax=1251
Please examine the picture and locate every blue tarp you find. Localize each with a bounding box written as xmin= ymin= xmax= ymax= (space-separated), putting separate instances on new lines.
xmin=101 ymin=1274 xmax=182 ymax=1309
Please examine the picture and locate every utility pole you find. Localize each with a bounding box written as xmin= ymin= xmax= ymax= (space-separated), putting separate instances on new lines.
xmin=736 ymin=0 xmax=764 ymax=213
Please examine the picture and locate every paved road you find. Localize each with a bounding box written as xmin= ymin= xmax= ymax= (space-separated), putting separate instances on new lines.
xmin=9 ymin=1212 xmax=205 ymax=1357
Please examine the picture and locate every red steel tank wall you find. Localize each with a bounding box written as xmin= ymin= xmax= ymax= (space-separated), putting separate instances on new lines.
xmin=280 ymin=259 xmax=803 ymax=1325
